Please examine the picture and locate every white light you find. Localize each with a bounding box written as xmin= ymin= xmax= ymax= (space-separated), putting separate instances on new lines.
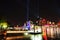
xmin=25 ymin=28 xmax=28 ymax=30
xmin=31 ymin=25 xmax=34 ymax=28
xmin=30 ymin=34 xmax=42 ymax=40
xmin=38 ymin=28 xmax=41 ymax=32
xmin=24 ymin=32 xmax=28 ymax=35
xmin=35 ymin=30 xmax=38 ymax=32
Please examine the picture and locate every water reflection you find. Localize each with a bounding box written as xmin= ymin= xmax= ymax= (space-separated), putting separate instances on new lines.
xmin=30 ymin=34 xmax=43 ymax=40
xmin=6 ymin=33 xmax=43 ymax=40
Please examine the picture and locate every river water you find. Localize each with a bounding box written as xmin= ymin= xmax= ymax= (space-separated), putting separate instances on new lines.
xmin=6 ymin=33 xmax=43 ymax=40
xmin=5 ymin=27 xmax=60 ymax=40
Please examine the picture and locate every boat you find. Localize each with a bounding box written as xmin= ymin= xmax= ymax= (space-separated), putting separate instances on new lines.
xmin=29 ymin=28 xmax=42 ymax=34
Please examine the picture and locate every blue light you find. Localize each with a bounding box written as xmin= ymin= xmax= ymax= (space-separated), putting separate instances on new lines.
xmin=26 ymin=21 xmax=30 ymax=30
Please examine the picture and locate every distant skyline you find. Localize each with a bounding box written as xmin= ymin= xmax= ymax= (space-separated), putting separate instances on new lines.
xmin=0 ymin=0 xmax=60 ymax=25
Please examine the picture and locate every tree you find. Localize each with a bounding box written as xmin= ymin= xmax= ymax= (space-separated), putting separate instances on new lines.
xmin=0 ymin=19 xmax=8 ymax=30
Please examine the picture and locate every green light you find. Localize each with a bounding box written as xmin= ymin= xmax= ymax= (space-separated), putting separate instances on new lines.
xmin=0 ymin=22 xmax=8 ymax=29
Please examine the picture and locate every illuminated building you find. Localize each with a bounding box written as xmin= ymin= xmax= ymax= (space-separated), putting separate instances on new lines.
xmin=30 ymin=24 xmax=34 ymax=30
xmin=23 ymin=23 xmax=26 ymax=29
xmin=41 ymin=19 xmax=46 ymax=25
xmin=57 ymin=21 xmax=60 ymax=27
xmin=26 ymin=21 xmax=30 ymax=30
xmin=47 ymin=21 xmax=52 ymax=26
xmin=38 ymin=18 xmax=43 ymax=26
xmin=52 ymin=22 xmax=55 ymax=25
xmin=25 ymin=20 xmax=34 ymax=30
xmin=38 ymin=20 xmax=42 ymax=26
xmin=47 ymin=21 xmax=50 ymax=25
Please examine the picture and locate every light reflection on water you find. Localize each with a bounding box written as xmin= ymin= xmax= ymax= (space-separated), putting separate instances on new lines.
xmin=30 ymin=34 xmax=43 ymax=40
xmin=6 ymin=33 xmax=43 ymax=40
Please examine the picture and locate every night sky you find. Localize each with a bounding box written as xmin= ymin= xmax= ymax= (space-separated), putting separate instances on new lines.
xmin=0 ymin=0 xmax=60 ymax=25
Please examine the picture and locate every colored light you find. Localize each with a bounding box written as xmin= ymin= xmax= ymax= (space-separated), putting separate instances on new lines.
xmin=24 ymin=32 xmax=28 ymax=35
xmin=0 ymin=22 xmax=8 ymax=29
xmin=26 ymin=21 xmax=30 ymax=30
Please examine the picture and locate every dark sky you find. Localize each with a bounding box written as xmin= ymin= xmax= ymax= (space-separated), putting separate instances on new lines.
xmin=0 ymin=0 xmax=60 ymax=25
